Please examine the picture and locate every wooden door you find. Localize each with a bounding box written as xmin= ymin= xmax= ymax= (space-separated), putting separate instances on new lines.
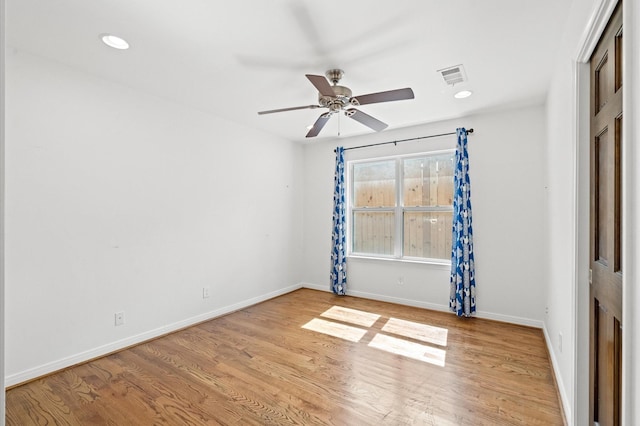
xmin=589 ymin=2 xmax=623 ymax=425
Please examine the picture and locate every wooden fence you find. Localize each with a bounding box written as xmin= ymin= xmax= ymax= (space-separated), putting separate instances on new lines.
xmin=352 ymin=159 xmax=453 ymax=259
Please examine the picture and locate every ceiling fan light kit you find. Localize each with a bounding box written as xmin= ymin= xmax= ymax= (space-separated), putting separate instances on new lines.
xmin=258 ymin=69 xmax=414 ymax=138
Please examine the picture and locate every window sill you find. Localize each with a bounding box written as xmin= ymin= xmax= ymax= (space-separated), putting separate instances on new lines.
xmin=347 ymin=254 xmax=451 ymax=269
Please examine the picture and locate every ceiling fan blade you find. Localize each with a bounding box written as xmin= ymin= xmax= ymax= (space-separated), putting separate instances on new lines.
xmin=351 ymin=88 xmax=414 ymax=106
xmin=258 ymin=105 xmax=321 ymax=115
xmin=306 ymin=113 xmax=332 ymax=138
xmin=290 ymin=3 xmax=329 ymax=59
xmin=345 ymin=108 xmax=388 ymax=132
xmin=306 ymin=74 xmax=336 ymax=97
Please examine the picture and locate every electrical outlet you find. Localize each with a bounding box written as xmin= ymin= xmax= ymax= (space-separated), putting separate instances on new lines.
xmin=203 ymin=287 xmax=210 ymax=299
xmin=558 ymin=332 xmax=563 ymax=353
xmin=115 ymin=311 xmax=125 ymax=326
xmin=397 ymin=276 xmax=404 ymax=285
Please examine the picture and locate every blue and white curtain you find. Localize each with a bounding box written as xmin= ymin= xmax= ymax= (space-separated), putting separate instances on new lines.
xmin=331 ymin=147 xmax=347 ymax=295
xmin=450 ymin=128 xmax=476 ymax=316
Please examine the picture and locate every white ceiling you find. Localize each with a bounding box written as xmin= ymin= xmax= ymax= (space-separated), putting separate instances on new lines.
xmin=6 ymin=0 xmax=574 ymax=143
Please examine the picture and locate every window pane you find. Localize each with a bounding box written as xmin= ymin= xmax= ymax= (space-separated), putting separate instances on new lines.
xmin=403 ymin=211 xmax=452 ymax=260
xmin=353 ymin=160 xmax=396 ymax=208
xmin=352 ymin=211 xmax=395 ymax=255
xmin=403 ymin=154 xmax=454 ymax=207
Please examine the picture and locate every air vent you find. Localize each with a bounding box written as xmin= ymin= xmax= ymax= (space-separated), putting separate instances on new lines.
xmin=437 ymin=64 xmax=467 ymax=86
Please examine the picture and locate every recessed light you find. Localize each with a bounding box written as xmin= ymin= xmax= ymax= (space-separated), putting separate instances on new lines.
xmin=101 ymin=34 xmax=130 ymax=50
xmin=454 ymin=90 xmax=473 ymax=99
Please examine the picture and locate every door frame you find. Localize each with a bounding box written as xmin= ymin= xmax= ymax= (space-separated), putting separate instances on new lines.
xmin=572 ymin=0 xmax=639 ymax=424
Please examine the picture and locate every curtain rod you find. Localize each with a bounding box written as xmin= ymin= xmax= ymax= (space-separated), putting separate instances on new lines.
xmin=336 ymin=128 xmax=473 ymax=152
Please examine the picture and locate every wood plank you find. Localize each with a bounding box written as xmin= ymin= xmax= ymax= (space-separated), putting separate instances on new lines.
xmin=6 ymin=289 xmax=564 ymax=425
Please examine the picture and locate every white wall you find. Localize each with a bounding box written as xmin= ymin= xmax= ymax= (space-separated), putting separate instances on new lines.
xmin=543 ymin=0 xmax=602 ymax=420
xmin=544 ymin=0 xmax=640 ymax=424
xmin=4 ymin=50 xmax=304 ymax=385
xmin=302 ymin=105 xmax=547 ymax=326
xmin=544 ymin=34 xmax=583 ymax=424
xmin=1 ymin=0 xmax=6 ymax=421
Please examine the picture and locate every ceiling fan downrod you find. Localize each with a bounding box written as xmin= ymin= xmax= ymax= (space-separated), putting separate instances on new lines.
xmin=325 ymin=69 xmax=344 ymax=85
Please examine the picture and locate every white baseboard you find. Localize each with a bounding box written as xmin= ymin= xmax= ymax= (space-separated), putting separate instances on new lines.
xmin=303 ymin=283 xmax=448 ymax=311
xmin=5 ymin=283 xmax=303 ymax=388
xmin=301 ymin=283 xmax=543 ymax=328
xmin=475 ymin=310 xmax=544 ymax=329
xmin=543 ymin=324 xmax=571 ymax=425
xmin=8 ymin=282 xmax=553 ymax=390
xmin=301 ymin=282 xmax=331 ymax=293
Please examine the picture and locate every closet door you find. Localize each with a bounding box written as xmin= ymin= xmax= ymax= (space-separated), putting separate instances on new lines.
xmin=589 ymin=2 xmax=623 ymax=425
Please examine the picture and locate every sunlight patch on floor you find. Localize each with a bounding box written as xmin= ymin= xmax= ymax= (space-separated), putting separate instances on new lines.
xmin=368 ymin=333 xmax=446 ymax=367
xmin=303 ymin=306 xmax=448 ymax=366
xmin=381 ymin=317 xmax=448 ymax=347
xmin=302 ymin=318 xmax=368 ymax=342
xmin=320 ymin=306 xmax=381 ymax=327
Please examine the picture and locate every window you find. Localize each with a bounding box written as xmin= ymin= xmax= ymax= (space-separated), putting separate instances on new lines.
xmin=349 ymin=151 xmax=454 ymax=262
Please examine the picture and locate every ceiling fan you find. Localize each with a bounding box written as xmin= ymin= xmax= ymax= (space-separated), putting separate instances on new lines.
xmin=258 ymin=69 xmax=414 ymax=138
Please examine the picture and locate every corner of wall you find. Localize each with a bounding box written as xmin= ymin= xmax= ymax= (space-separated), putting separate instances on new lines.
xmin=543 ymin=323 xmax=572 ymax=425
xmin=1 ymin=0 xmax=6 ymax=420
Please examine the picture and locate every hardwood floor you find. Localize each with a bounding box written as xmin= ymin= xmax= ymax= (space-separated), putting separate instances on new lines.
xmin=6 ymin=289 xmax=564 ymax=425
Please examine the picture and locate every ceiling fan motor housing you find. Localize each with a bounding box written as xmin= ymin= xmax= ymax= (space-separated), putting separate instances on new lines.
xmin=319 ymin=85 xmax=352 ymax=112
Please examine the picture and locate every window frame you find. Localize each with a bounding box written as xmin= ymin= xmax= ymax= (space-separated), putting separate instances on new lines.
xmin=346 ymin=149 xmax=454 ymax=264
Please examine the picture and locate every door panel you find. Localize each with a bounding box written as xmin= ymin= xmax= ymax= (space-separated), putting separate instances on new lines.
xmin=595 ymin=126 xmax=610 ymax=265
xmin=614 ymin=115 xmax=622 ymax=273
xmin=594 ymin=54 xmax=609 ymax=114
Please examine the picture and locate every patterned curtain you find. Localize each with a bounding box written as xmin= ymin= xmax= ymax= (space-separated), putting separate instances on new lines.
xmin=450 ymin=128 xmax=476 ymax=316
xmin=331 ymin=147 xmax=347 ymax=295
